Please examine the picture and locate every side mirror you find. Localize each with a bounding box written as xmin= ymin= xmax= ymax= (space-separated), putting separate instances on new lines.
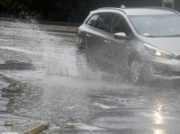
xmin=114 ymin=32 xmax=128 ymax=40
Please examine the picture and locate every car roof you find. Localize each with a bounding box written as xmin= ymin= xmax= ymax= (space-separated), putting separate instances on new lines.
xmin=96 ymin=7 xmax=179 ymax=15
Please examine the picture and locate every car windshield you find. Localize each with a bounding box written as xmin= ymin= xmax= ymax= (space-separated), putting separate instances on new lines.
xmin=129 ymin=14 xmax=180 ymax=37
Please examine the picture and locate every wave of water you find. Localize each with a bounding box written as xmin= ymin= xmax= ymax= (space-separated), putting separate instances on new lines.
xmin=0 ymin=20 xmax=106 ymax=79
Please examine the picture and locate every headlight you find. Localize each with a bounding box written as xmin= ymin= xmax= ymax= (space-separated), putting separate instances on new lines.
xmin=144 ymin=43 xmax=174 ymax=59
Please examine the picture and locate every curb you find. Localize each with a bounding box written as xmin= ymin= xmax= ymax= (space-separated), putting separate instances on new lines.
xmin=2 ymin=121 xmax=48 ymax=134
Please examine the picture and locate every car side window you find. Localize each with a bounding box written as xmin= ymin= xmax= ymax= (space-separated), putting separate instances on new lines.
xmin=86 ymin=14 xmax=100 ymax=27
xmin=112 ymin=15 xmax=131 ymax=36
xmin=95 ymin=14 xmax=114 ymax=33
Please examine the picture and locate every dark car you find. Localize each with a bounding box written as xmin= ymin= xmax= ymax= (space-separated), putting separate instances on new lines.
xmin=76 ymin=7 xmax=180 ymax=83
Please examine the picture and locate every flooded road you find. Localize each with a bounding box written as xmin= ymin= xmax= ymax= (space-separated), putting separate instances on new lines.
xmin=0 ymin=20 xmax=180 ymax=134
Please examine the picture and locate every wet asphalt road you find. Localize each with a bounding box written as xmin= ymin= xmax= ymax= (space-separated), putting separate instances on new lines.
xmin=0 ymin=21 xmax=180 ymax=134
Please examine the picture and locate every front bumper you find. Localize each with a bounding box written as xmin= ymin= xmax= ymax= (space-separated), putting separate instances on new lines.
xmin=144 ymin=57 xmax=180 ymax=80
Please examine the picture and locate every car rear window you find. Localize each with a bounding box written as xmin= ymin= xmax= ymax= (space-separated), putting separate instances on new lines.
xmin=95 ymin=14 xmax=114 ymax=33
xmin=86 ymin=14 xmax=100 ymax=27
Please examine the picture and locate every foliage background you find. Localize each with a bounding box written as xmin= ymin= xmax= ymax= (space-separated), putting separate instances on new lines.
xmin=0 ymin=0 xmax=178 ymax=23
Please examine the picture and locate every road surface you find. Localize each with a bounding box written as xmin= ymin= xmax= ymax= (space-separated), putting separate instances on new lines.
xmin=0 ymin=20 xmax=180 ymax=134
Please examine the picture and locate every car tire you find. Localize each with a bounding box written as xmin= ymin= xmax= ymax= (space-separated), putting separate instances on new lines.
xmin=129 ymin=58 xmax=144 ymax=84
xmin=76 ymin=49 xmax=100 ymax=78
xmin=76 ymin=49 xmax=89 ymax=73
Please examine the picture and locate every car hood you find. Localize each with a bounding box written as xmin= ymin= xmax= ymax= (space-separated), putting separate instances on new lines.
xmin=140 ymin=36 xmax=180 ymax=54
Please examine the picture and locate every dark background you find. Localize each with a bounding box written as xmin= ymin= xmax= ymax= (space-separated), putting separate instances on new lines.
xmin=0 ymin=0 xmax=179 ymax=23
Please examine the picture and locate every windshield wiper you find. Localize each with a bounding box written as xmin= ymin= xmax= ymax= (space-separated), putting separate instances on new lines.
xmin=144 ymin=34 xmax=180 ymax=38
xmin=168 ymin=34 xmax=180 ymax=37
xmin=143 ymin=35 xmax=158 ymax=38
xmin=157 ymin=34 xmax=180 ymax=37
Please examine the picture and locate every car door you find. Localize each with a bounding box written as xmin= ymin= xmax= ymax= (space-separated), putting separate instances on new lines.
xmin=104 ymin=15 xmax=133 ymax=74
xmin=84 ymin=14 xmax=100 ymax=63
xmin=86 ymin=13 xmax=114 ymax=69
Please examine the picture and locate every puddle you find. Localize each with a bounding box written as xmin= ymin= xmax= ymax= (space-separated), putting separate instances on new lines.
xmin=0 ymin=60 xmax=35 ymax=70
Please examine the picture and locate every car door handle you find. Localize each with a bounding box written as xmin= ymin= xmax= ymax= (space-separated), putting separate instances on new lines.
xmin=104 ymin=40 xmax=110 ymax=44
xmin=86 ymin=33 xmax=92 ymax=38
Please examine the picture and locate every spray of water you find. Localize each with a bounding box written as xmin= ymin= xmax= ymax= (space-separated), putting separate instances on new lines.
xmin=0 ymin=18 xmax=128 ymax=84
xmin=0 ymin=20 xmax=102 ymax=79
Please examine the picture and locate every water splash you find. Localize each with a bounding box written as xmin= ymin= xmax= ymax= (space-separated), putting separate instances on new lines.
xmin=0 ymin=20 xmax=79 ymax=76
xmin=0 ymin=19 xmax=124 ymax=82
